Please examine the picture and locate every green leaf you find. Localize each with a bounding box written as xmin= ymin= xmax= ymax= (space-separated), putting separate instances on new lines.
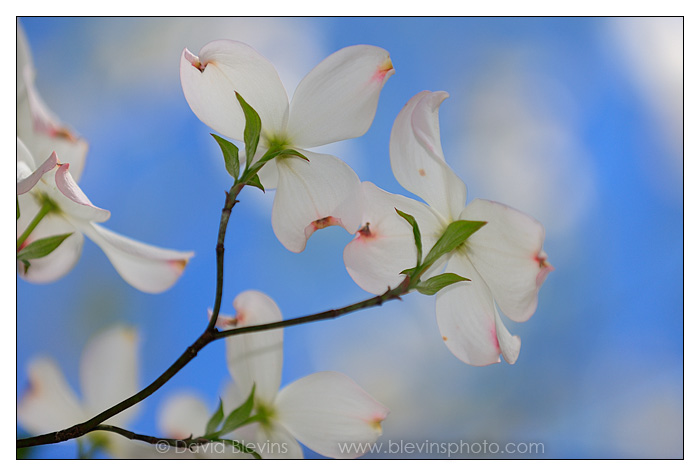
xmin=204 ymin=399 xmax=225 ymax=436
xmin=215 ymin=384 xmax=256 ymax=437
xmin=246 ymin=174 xmax=265 ymax=192
xmin=17 ymin=233 xmax=73 ymax=261
xmin=212 ymin=134 xmax=240 ymax=179
xmin=258 ymin=148 xmax=308 ymax=166
xmin=249 ymin=148 xmax=309 ymax=177
xmin=422 ymin=220 xmax=486 ymax=269
xmin=400 ymin=266 xmax=416 ymax=276
xmin=235 ymin=92 xmax=261 ymax=168
xmin=395 ymin=208 xmax=422 ymax=267
xmin=17 ymin=197 xmax=20 ymax=220
xmin=415 ymin=273 xmax=470 ymax=296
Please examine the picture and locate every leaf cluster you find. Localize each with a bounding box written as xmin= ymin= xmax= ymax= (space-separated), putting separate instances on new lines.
xmin=396 ymin=209 xmax=486 ymax=295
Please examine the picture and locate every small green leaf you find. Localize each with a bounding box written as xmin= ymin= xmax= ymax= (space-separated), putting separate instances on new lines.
xmin=17 ymin=233 xmax=73 ymax=261
xmin=246 ymin=174 xmax=265 ymax=192
xmin=235 ymin=92 xmax=261 ymax=168
xmin=216 ymin=384 xmax=256 ymax=437
xmin=400 ymin=266 xmax=416 ymax=276
xmin=17 ymin=197 xmax=20 ymax=220
xmin=20 ymin=259 xmax=31 ymax=271
xmin=415 ymin=273 xmax=470 ymax=296
xmin=204 ymin=399 xmax=225 ymax=436
xmin=423 ymin=220 xmax=486 ymax=269
xmin=212 ymin=134 xmax=240 ymax=179
xmin=258 ymin=148 xmax=308 ymax=166
xmin=395 ymin=208 xmax=422 ymax=267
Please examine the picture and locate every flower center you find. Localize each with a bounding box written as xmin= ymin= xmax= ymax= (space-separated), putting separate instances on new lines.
xmin=254 ymin=399 xmax=277 ymax=431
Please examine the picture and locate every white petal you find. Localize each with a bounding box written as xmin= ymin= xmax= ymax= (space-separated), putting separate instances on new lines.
xmin=80 ymin=327 xmax=140 ymax=426
xmin=343 ymin=181 xmax=441 ymax=295
xmin=287 ymin=45 xmax=394 ymax=148
xmin=16 ymin=50 xmax=88 ymax=182
xmin=435 ymin=252 xmax=505 ymax=366
xmin=17 ymin=151 xmax=57 ymax=195
xmin=180 ymin=40 xmax=289 ymax=141
xmin=494 ymin=310 xmax=521 ymax=364
xmin=275 ymin=371 xmax=389 ymax=459
xmin=17 ymin=357 xmax=86 ymax=435
xmin=52 ymin=163 xmax=111 ymax=222
xmin=390 ymin=91 xmax=466 ymax=220
xmin=248 ymin=423 xmax=304 ymax=459
xmin=16 ymin=137 xmax=37 ymax=175
xmin=272 ymin=151 xmax=361 ymax=253
xmin=460 ymin=199 xmax=553 ymax=322
xmin=80 ymin=222 xmax=194 ymax=294
xmin=158 ymin=392 xmax=211 ymax=439
xmin=16 ymin=21 xmax=34 ymax=98
xmin=224 ymin=290 xmax=284 ymax=405
xmin=17 ymin=194 xmax=84 ymax=284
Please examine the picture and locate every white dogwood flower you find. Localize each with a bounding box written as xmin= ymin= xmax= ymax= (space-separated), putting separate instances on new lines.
xmin=17 ymin=327 xmax=141 ymax=457
xmin=218 ymin=290 xmax=389 ymax=458
xmin=344 ymin=91 xmax=553 ymax=366
xmin=17 ymin=139 xmax=193 ymax=293
xmin=180 ymin=40 xmax=394 ymax=252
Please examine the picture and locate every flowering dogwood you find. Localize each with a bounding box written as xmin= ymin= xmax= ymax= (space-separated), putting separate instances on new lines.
xmin=180 ymin=41 xmax=394 ymax=252
xmin=216 ymin=290 xmax=389 ymax=458
xmin=344 ymin=91 xmax=553 ymax=366
xmin=16 ymin=139 xmax=194 ymax=293
xmin=17 ymin=327 xmax=141 ymax=457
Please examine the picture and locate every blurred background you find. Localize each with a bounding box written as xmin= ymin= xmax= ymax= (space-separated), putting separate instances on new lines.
xmin=16 ymin=17 xmax=683 ymax=459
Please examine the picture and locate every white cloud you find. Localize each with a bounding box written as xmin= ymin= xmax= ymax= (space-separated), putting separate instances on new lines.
xmin=452 ymin=54 xmax=596 ymax=238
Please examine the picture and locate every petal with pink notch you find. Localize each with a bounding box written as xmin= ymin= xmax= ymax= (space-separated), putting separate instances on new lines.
xmin=275 ymin=371 xmax=389 ymax=459
xmin=80 ymin=222 xmax=194 ymax=294
xmin=224 ymin=290 xmax=284 ymax=405
xmin=272 ymin=151 xmax=361 ymax=253
xmin=343 ymin=181 xmax=441 ymax=295
xmin=287 ymin=45 xmax=394 ymax=148
xmin=460 ymin=198 xmax=552 ymax=323
xmin=180 ymin=40 xmax=289 ymax=141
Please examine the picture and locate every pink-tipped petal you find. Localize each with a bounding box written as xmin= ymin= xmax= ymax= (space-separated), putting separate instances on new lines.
xmin=276 ymin=371 xmax=389 ymax=459
xmin=53 ymin=163 xmax=111 ymax=222
xmin=435 ymin=253 xmax=505 ymax=366
xmin=343 ymin=182 xmax=442 ymax=295
xmin=225 ymin=290 xmax=284 ymax=405
xmin=180 ymin=41 xmax=289 ymax=141
xmin=17 ymin=151 xmax=58 ymax=195
xmin=16 ymin=37 xmax=88 ymax=182
xmin=17 ymin=357 xmax=85 ymax=435
xmin=272 ymin=151 xmax=361 ymax=253
xmin=287 ymin=45 xmax=394 ymax=148
xmin=390 ymin=91 xmax=467 ymax=220
xmin=80 ymin=223 xmax=194 ymax=293
xmin=80 ymin=327 xmax=140 ymax=426
xmin=460 ymin=199 xmax=551 ymax=323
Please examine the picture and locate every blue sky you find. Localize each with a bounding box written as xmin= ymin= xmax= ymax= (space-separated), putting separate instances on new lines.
xmin=16 ymin=17 xmax=683 ymax=459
